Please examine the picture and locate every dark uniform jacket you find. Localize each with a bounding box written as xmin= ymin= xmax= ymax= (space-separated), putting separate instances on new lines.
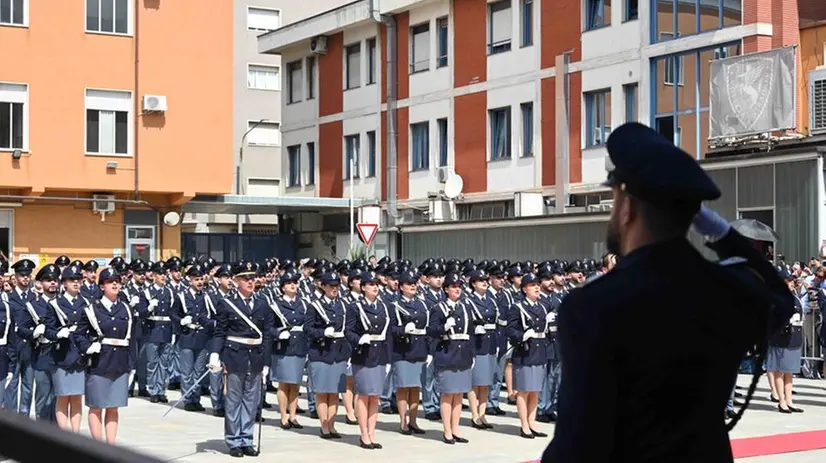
xmin=542 ymin=231 xmax=795 ymax=463
xmin=427 ymin=299 xmax=474 ymax=369
xmin=172 ymin=288 xmax=210 ymax=351
xmin=303 ymin=296 xmax=351 ymax=364
xmin=73 ymin=296 xmax=135 ymax=377
xmin=44 ymin=293 xmax=87 ymax=369
xmin=389 ymin=296 xmax=430 ymax=363
xmin=272 ymin=296 xmax=309 ymax=358
xmin=208 ymin=293 xmax=274 ymax=375
xmin=345 ymin=297 xmax=391 ymax=368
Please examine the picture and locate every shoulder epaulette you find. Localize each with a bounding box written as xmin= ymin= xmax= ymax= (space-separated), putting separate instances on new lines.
xmin=719 ymin=256 xmax=748 ymax=267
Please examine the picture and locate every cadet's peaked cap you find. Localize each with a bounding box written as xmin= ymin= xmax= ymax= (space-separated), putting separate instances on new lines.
xmin=12 ymin=259 xmax=36 ymax=275
xmin=603 ymin=122 xmax=721 ymax=206
xmin=36 ymin=264 xmax=61 ymax=281
xmin=98 ymin=268 xmax=120 ymax=285
xmin=61 ymin=265 xmax=82 ymax=281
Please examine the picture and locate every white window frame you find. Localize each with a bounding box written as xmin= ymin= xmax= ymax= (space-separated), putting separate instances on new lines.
xmin=125 ymin=225 xmax=155 ymax=262
xmin=0 ymin=209 xmax=14 ymax=263
xmin=246 ymin=63 xmax=280 ymax=91
xmin=0 ymin=0 xmax=28 ymax=27
xmin=287 ymin=60 xmax=303 ymax=104
xmin=246 ymin=6 xmax=281 ymax=32
xmin=246 ymin=120 xmax=281 ymax=147
xmin=660 ymin=33 xmax=685 ymax=86
xmin=410 ymin=22 xmax=431 ymax=74
xmin=246 ymin=177 xmax=281 ymax=197
xmin=84 ymin=88 xmax=133 ymax=157
xmin=0 ymin=82 xmax=29 ymax=152
xmin=286 ymin=145 xmax=301 ymax=188
xmin=488 ymin=0 xmax=512 ymax=55
xmin=85 ymin=0 xmax=133 ymax=36
xmin=345 ymin=42 xmax=362 ymax=90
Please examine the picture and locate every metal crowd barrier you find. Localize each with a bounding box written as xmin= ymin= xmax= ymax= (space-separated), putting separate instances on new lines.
xmin=800 ymin=294 xmax=822 ymax=378
xmin=0 ymin=408 xmax=163 ymax=463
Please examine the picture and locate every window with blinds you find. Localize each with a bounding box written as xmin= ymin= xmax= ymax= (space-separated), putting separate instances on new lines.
xmin=247 ymin=7 xmax=280 ymax=32
xmin=247 ymin=65 xmax=279 ymax=91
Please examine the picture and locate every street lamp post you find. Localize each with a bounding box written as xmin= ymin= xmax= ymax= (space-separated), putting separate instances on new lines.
xmin=237 ymin=118 xmax=268 ymax=234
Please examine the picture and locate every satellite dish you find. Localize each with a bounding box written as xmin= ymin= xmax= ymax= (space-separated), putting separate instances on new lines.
xmin=163 ymin=211 xmax=181 ymax=227
xmin=443 ymin=174 xmax=464 ymax=199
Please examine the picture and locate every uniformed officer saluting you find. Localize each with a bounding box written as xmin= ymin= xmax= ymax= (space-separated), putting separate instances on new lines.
xmin=207 ymin=261 xmax=274 ymax=458
xmin=542 ymin=122 xmax=795 ymax=462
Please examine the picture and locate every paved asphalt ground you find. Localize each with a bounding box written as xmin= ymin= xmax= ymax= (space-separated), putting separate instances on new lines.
xmin=9 ymin=374 xmax=826 ymax=462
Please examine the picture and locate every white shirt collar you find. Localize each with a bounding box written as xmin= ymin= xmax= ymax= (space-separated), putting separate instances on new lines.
xmin=153 ymin=283 xmax=164 ymax=291
xmin=189 ymin=287 xmax=199 ymax=298
xmin=100 ymin=296 xmax=115 ymax=311
xmin=63 ymin=293 xmax=76 ymax=304
xmin=283 ymin=294 xmax=296 ymax=303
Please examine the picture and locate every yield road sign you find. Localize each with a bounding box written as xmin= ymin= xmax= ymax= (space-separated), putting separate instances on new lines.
xmin=356 ymin=223 xmax=378 ymax=247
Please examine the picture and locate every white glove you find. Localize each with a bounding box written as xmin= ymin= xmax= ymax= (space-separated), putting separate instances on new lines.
xmin=57 ymin=327 xmax=70 ymax=339
xmin=33 ymin=324 xmax=45 ymax=338
xmin=278 ymin=330 xmax=291 ymax=340
xmin=692 ymin=205 xmax=731 ymax=240
xmin=324 ymin=326 xmax=335 ymax=338
xmin=547 ymin=312 xmax=557 ymax=323
xmin=790 ymin=313 xmax=803 ymax=326
xmin=522 ymin=328 xmax=536 ymax=342
xmin=86 ymin=342 xmax=102 ymax=355
xmin=148 ymin=299 xmax=158 ymax=311
xmin=404 ymin=322 xmax=416 ymax=334
xmin=262 ymin=366 xmax=269 ymax=378
xmin=444 ymin=317 xmax=456 ymax=331
xmin=358 ymin=334 xmax=371 ymax=345
xmin=208 ymin=353 xmax=222 ymax=373
xmin=180 ymin=315 xmax=193 ymax=326
xmin=426 ymin=355 xmax=433 ymax=366
xmin=130 ymin=295 xmax=140 ymax=307
xmin=474 ymin=325 xmax=487 ymax=335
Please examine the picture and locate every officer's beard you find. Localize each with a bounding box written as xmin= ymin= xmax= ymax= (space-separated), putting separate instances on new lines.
xmin=606 ymin=218 xmax=622 ymax=256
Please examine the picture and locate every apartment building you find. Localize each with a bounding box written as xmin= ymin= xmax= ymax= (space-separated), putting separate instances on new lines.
xmin=257 ymin=0 xmax=810 ymax=259
xmin=184 ymin=0 xmax=355 ymax=235
xmin=0 ymin=0 xmax=232 ymax=264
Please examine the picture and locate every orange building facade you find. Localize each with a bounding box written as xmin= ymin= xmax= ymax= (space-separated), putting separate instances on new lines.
xmin=0 ymin=0 xmax=233 ymax=266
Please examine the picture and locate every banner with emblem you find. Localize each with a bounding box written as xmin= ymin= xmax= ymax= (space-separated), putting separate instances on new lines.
xmin=709 ymin=46 xmax=796 ymax=139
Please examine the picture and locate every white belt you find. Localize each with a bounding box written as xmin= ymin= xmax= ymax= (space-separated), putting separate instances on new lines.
xmin=328 ymin=332 xmax=345 ymax=339
xmin=367 ymin=334 xmax=386 ymax=342
xmin=290 ymin=325 xmax=304 ymax=332
xmin=102 ymin=338 xmax=130 ymax=347
xmin=408 ymin=329 xmax=426 ymax=336
xmin=147 ymin=316 xmax=171 ymax=322
xmin=496 ymin=320 xmax=508 ymax=327
xmin=37 ymin=338 xmax=53 ymax=345
xmin=548 ymin=326 xmax=558 ymax=333
xmin=483 ymin=323 xmax=496 ymax=330
xmin=529 ymin=332 xmax=546 ymax=339
xmin=187 ymin=324 xmax=202 ymax=330
xmin=227 ymin=335 xmax=263 ymax=346
xmin=442 ymin=334 xmax=470 ymax=341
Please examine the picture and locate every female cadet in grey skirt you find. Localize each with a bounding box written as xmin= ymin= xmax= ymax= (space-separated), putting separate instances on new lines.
xmin=44 ymin=264 xmax=88 ymax=433
xmin=304 ymin=271 xmax=350 ymax=439
xmin=345 ymin=271 xmax=390 ymax=449
xmin=271 ymin=271 xmax=309 ymax=429
xmin=766 ymin=269 xmax=804 ymax=413
xmin=390 ymin=269 xmax=428 ymax=435
xmin=72 ymin=268 xmax=133 ymax=444
xmin=466 ymin=269 xmax=498 ymax=430
xmin=427 ymin=272 xmax=474 ymax=445
xmin=506 ymin=273 xmax=549 ymax=439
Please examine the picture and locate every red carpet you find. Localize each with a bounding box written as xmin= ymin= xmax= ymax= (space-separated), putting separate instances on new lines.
xmin=730 ymin=429 xmax=826 ymax=459
xmin=522 ymin=430 xmax=826 ymax=462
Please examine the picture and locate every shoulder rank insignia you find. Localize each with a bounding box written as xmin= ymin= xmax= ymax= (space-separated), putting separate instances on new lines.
xmin=718 ymin=257 xmax=748 ymax=267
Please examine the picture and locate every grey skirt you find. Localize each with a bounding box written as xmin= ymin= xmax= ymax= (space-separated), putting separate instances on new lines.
xmin=472 ymin=354 xmax=496 ymax=387
xmin=436 ymin=367 xmax=472 ymax=394
xmin=86 ymin=372 xmax=129 ymax=409
xmin=53 ymin=367 xmax=86 ymax=397
xmin=353 ymin=364 xmax=386 ymax=396
xmin=274 ymin=355 xmax=306 ymax=385
xmin=308 ymin=361 xmax=346 ymax=394
xmin=767 ymin=346 xmax=802 ymax=374
xmin=513 ymin=364 xmax=544 ymax=392
xmin=393 ymin=360 xmax=425 ymax=389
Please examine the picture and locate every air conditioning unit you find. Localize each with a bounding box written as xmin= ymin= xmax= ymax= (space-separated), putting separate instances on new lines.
xmin=810 ymin=69 xmax=826 ymax=134
xmin=310 ymin=35 xmax=328 ymax=54
xmin=398 ymin=208 xmax=424 ymax=225
xmin=437 ymin=167 xmax=450 ymax=183
xmin=142 ymin=95 xmax=167 ymax=112
xmin=92 ymin=194 xmax=116 ymax=213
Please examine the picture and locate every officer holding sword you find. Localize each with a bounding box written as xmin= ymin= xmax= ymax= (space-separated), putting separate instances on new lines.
xmin=173 ymin=263 xmax=210 ymax=412
xmin=207 ymin=261 xmax=274 ymax=458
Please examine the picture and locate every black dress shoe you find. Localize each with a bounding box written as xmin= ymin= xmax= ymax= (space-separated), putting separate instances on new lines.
xmin=128 ymin=390 xmax=135 ymax=398
xmin=454 ymin=436 xmax=468 ymax=443
xmin=372 ymin=442 xmax=383 ymax=449
xmin=778 ymin=405 xmax=792 ymax=414
xmin=309 ymin=411 xmax=319 ymax=419
xmin=442 ymin=435 xmax=455 ymax=445
xmin=262 ymin=401 xmax=272 ymax=409
xmin=461 ymin=404 xmax=469 ymax=410
xmin=399 ymin=427 xmax=412 ymax=435
xmin=214 ymin=409 xmax=225 ymax=418
xmin=329 ymin=431 xmax=342 ymax=439
xmin=536 ymin=414 xmax=552 ymax=423
xmin=289 ymin=419 xmax=303 ymax=429
xmin=360 ymin=439 xmax=374 ymax=449
xmin=482 ymin=421 xmax=494 ymax=430
xmin=725 ymin=409 xmax=738 ymax=420
xmin=280 ymin=421 xmax=292 ymax=430
xmin=734 ymin=391 xmax=743 ymax=398
xmin=409 ymin=424 xmax=425 ymax=434
xmin=490 ymin=407 xmax=506 ymax=416
xmin=520 ymin=430 xmax=535 ymax=439
xmin=507 ymin=397 xmax=517 ymax=405
xmin=471 ymin=420 xmax=487 ymax=430
xmin=138 ymin=390 xmax=151 ymax=398
xmin=241 ymin=446 xmax=259 ymax=457
xmin=345 ymin=417 xmax=358 ymax=425
xmin=266 ymin=383 xmax=277 ymax=392
xmin=159 ymin=395 xmax=169 ymax=404
xmin=788 ymin=406 xmax=804 ymax=413
xmin=380 ymin=408 xmax=394 ymax=415
xmin=229 ymin=447 xmax=244 ymax=458
xmin=184 ymin=403 xmax=199 ymax=412
xmin=770 ymin=396 xmax=780 ymax=403
xmin=425 ymin=412 xmax=441 ymax=421
xmin=320 ymin=431 xmax=334 ymax=440
xmin=547 ymin=412 xmax=558 ymax=422
xmin=296 ymin=406 xmax=306 ymax=414
xmin=168 ymin=383 xmax=181 ymax=390
xmin=530 ymin=429 xmax=547 ymax=438
xmin=150 ymin=396 xmax=160 ymax=403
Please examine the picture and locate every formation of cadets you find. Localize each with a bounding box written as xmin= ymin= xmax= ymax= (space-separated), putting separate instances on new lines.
xmin=0 ymin=253 xmax=615 ymax=457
